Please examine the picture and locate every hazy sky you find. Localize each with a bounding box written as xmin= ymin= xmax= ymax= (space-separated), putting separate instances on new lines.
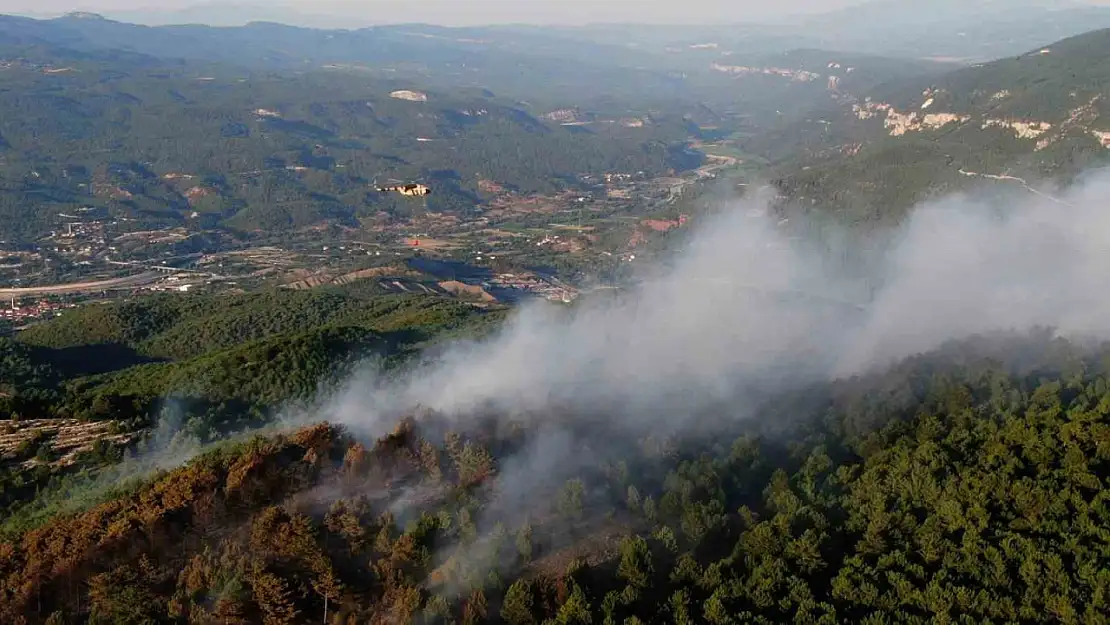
xmin=0 ymin=0 xmax=899 ymax=25
xmin=6 ymin=0 xmax=1110 ymax=26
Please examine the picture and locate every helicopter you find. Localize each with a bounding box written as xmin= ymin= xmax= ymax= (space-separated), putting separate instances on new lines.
xmin=374 ymin=177 xmax=432 ymax=197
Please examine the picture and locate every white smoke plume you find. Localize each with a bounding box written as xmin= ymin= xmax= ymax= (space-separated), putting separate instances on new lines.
xmin=326 ymin=194 xmax=856 ymax=437
xmin=840 ymin=172 xmax=1110 ymax=372
xmin=320 ymin=169 xmax=1110 ymax=439
xmin=265 ymin=169 xmax=1110 ymax=598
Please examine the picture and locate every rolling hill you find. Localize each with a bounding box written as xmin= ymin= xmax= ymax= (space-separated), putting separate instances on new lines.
xmin=0 ymin=289 xmax=508 ymax=493
xmin=0 ymin=13 xmax=754 ymax=107
xmin=0 ymin=36 xmax=705 ymax=243
xmin=0 ymin=13 xmax=967 ymax=245
xmin=761 ymin=27 xmax=1110 ymax=226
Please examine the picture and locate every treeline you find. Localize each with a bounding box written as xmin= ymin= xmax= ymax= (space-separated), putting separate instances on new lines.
xmin=0 ymin=338 xmax=62 ymax=395
xmin=1 ymin=329 xmax=1108 ymax=623
xmin=2 ymin=288 xmax=504 ymax=428
xmin=17 ymin=289 xmax=498 ymax=360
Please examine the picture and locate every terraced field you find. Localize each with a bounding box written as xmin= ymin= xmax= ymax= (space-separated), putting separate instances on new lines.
xmin=0 ymin=419 xmax=138 ymax=468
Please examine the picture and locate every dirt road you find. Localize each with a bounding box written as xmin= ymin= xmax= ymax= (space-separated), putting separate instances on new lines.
xmin=0 ymin=272 xmax=163 ymax=297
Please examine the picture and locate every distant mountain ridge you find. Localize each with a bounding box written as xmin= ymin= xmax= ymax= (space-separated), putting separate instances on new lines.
xmin=790 ymin=0 xmax=1110 ymax=60
xmin=0 ymin=13 xmax=753 ymax=116
xmin=6 ymin=10 xmax=1110 ymax=235
xmin=92 ymin=3 xmax=358 ymax=30
xmin=7 ymin=2 xmax=1110 ymax=68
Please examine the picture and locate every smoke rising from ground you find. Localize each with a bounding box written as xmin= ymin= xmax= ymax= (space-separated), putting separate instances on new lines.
xmin=328 ymin=191 xmax=856 ymax=437
xmin=840 ymin=172 xmax=1110 ymax=372
xmin=324 ymin=169 xmax=1110 ymax=439
xmin=272 ymin=169 xmax=1110 ymax=598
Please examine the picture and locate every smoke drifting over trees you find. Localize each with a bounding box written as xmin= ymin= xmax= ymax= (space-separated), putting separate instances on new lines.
xmin=325 ymin=170 xmax=1110 ymax=438
xmin=843 ymin=172 xmax=1110 ymax=372
xmin=263 ymin=169 xmax=1110 ymax=601
xmin=7 ymin=171 xmax=1110 ymax=624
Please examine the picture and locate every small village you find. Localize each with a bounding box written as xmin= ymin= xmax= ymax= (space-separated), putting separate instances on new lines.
xmin=0 ymin=298 xmax=76 ymax=323
xmin=0 ymin=149 xmax=743 ymax=314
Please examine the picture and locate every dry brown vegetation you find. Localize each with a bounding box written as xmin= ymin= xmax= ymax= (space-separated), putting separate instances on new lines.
xmin=438 ymin=281 xmax=497 ymax=302
xmin=0 ymin=419 xmax=512 ymax=624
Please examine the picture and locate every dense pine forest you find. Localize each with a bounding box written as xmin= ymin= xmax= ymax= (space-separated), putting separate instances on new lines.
xmin=1 ymin=329 xmax=1109 ymax=623
xmin=1 ymin=288 xmax=506 ymax=424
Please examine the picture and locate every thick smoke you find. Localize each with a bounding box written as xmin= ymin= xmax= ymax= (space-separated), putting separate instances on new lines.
xmin=839 ymin=172 xmax=1110 ymax=372
xmin=280 ymin=168 xmax=1110 ymax=596
xmin=326 ymin=189 xmax=861 ymax=438
xmin=323 ymin=169 xmax=1110 ymax=438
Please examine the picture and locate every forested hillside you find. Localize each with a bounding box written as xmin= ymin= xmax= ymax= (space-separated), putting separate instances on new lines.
xmin=0 ymin=337 xmax=62 ymax=395
xmin=1 ymin=330 xmax=1108 ymax=623
xmin=762 ymin=28 xmax=1110 ymax=226
xmin=1 ymin=288 xmax=504 ymax=425
xmin=17 ymin=290 xmax=502 ymax=359
xmin=0 ymin=285 xmax=514 ymax=544
xmin=0 ymin=39 xmax=700 ymax=242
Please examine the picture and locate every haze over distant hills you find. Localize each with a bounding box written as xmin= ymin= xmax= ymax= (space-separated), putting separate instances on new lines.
xmin=11 ymin=0 xmax=1110 ymax=22
xmin=51 ymin=3 xmax=363 ymax=30
xmin=797 ymin=0 xmax=1110 ymax=60
xmin=7 ymin=0 xmax=1110 ymax=60
xmin=1 ymin=0 xmax=884 ymax=27
xmin=3 ymin=6 xmax=1110 ymax=242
